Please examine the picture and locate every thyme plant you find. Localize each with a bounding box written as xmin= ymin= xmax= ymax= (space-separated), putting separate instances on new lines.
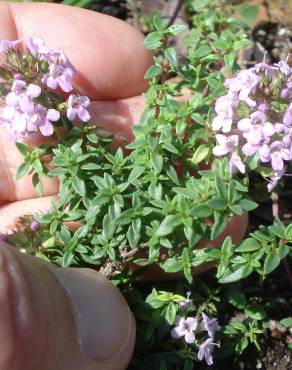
xmin=0 ymin=1 xmax=291 ymax=368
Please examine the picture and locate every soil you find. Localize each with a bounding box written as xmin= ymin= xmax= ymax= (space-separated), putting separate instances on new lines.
xmin=82 ymin=1 xmax=292 ymax=369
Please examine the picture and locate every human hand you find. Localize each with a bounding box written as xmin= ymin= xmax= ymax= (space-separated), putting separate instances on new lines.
xmin=0 ymin=1 xmax=152 ymax=232
xmin=0 ymin=3 xmax=151 ymax=370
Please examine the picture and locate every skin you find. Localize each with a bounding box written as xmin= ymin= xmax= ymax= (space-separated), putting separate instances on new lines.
xmin=0 ymin=2 xmax=248 ymax=370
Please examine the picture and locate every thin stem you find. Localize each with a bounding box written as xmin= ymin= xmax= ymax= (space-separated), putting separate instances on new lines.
xmin=167 ymin=0 xmax=185 ymax=28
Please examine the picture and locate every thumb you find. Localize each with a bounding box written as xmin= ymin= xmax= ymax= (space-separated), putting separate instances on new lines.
xmin=0 ymin=196 xmax=53 ymax=234
xmin=0 ymin=243 xmax=135 ymax=370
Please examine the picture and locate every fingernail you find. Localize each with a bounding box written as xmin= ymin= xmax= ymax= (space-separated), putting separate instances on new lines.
xmin=52 ymin=268 xmax=135 ymax=362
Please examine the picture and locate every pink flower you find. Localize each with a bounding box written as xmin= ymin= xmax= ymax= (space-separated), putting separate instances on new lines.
xmin=6 ymin=80 xmax=41 ymax=113
xmin=225 ymin=69 xmax=260 ymax=107
xmin=30 ymin=221 xmax=40 ymax=231
xmin=171 ymin=316 xmax=198 ymax=344
xmin=26 ymin=37 xmax=48 ymax=56
xmin=31 ymin=105 xmax=60 ymax=136
xmin=67 ymin=94 xmax=91 ymax=122
xmin=260 ymin=141 xmax=291 ymax=171
xmin=213 ymin=134 xmax=239 ymax=156
xmin=198 ymin=338 xmax=217 ymax=365
xmin=230 ymin=153 xmax=245 ymax=174
xmin=212 ymin=93 xmax=237 ymax=133
xmin=284 ymin=103 xmax=292 ymax=127
xmin=0 ymin=39 xmax=21 ymax=53
xmin=275 ymin=60 xmax=292 ymax=77
xmin=201 ymin=313 xmax=219 ymax=339
xmin=42 ymin=63 xmax=74 ymax=92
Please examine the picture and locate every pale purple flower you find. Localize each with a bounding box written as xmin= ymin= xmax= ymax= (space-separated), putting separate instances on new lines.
xmin=198 ymin=338 xmax=216 ymax=366
xmin=6 ymin=80 xmax=41 ymax=113
xmin=31 ymin=105 xmax=60 ymax=136
xmin=0 ymin=234 xmax=8 ymax=243
xmin=281 ymin=88 xmax=290 ymax=99
xmin=284 ymin=103 xmax=292 ymax=127
xmin=225 ymin=69 xmax=260 ymax=107
xmin=67 ymin=94 xmax=91 ymax=122
xmin=230 ymin=153 xmax=245 ymax=174
xmin=178 ymin=292 xmax=194 ymax=310
xmin=275 ymin=123 xmax=287 ymax=134
xmin=171 ymin=316 xmax=198 ymax=344
xmin=254 ymin=61 xmax=278 ymax=76
xmin=242 ymin=123 xmax=275 ymax=157
xmin=250 ymin=110 xmax=266 ymax=123
xmin=0 ymin=105 xmax=36 ymax=139
xmin=201 ymin=313 xmax=219 ymax=339
xmin=26 ymin=37 xmax=48 ymax=56
xmin=260 ymin=141 xmax=291 ymax=171
xmin=30 ymin=221 xmax=40 ymax=231
xmin=258 ymin=103 xmax=269 ymax=113
xmin=267 ymin=168 xmax=286 ymax=192
xmin=42 ymin=63 xmax=74 ymax=92
xmin=212 ymin=93 xmax=237 ymax=133
xmin=0 ymin=39 xmax=20 ymax=53
xmin=275 ymin=60 xmax=292 ymax=77
xmin=213 ymin=134 xmax=239 ymax=156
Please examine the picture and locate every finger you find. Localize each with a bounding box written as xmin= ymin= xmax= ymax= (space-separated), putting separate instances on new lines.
xmin=88 ymin=95 xmax=145 ymax=141
xmin=0 ymin=243 xmax=135 ymax=370
xmin=0 ymin=196 xmax=53 ymax=234
xmin=0 ymin=2 xmax=152 ymax=99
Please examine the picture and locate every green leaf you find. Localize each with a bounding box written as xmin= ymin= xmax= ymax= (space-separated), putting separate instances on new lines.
xmin=167 ymin=24 xmax=187 ymax=36
xmin=239 ymin=5 xmax=259 ymax=24
xmin=190 ymin=204 xmax=212 ymax=218
xmin=15 ymin=142 xmax=29 ymax=156
xmin=215 ymin=175 xmax=228 ymax=199
xmin=16 ymin=162 xmax=30 ymax=180
xmin=152 ymin=153 xmax=163 ymax=173
xmin=191 ymin=144 xmax=211 ymax=165
xmin=184 ymin=359 xmax=194 ymax=370
xmin=73 ymin=177 xmax=86 ymax=196
xmin=192 ymin=44 xmax=212 ymax=59
xmin=144 ymin=64 xmax=162 ymax=79
xmin=226 ymin=289 xmax=246 ymax=309
xmin=156 ymin=215 xmax=181 ymax=236
xmin=239 ymin=199 xmax=258 ymax=211
xmin=279 ymin=244 xmax=290 ymax=260
xmin=264 ymin=254 xmax=280 ymax=275
xmin=219 ymin=264 xmax=253 ymax=283
xmin=235 ymin=238 xmax=260 ymax=252
xmin=128 ymin=166 xmax=144 ymax=183
xmin=127 ymin=220 xmax=141 ymax=249
xmin=235 ymin=336 xmax=249 ymax=354
xmin=208 ymin=198 xmax=227 ymax=210
xmin=245 ymin=304 xmax=266 ymax=320
xmin=211 ymin=215 xmax=227 ymax=240
xmin=62 ymin=250 xmax=75 ymax=267
xmin=165 ymin=47 xmax=177 ymax=67
xmin=32 ymin=173 xmax=43 ymax=196
xmin=280 ymin=317 xmax=292 ymax=328
xmin=224 ymin=54 xmax=235 ymax=70
xmin=165 ymin=302 xmax=177 ymax=325
xmin=183 ymin=265 xmax=193 ymax=284
xmin=143 ymin=31 xmax=162 ymax=49
xmin=161 ymin=258 xmax=183 ymax=273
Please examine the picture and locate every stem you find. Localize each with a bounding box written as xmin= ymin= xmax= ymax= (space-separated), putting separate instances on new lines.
xmin=271 ymin=191 xmax=292 ymax=288
xmin=61 ymin=0 xmax=94 ymax=8
xmin=167 ymin=0 xmax=185 ymax=28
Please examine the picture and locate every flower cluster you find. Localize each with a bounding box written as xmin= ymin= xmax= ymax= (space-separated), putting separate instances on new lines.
xmin=0 ymin=38 xmax=91 ymax=140
xmin=171 ymin=294 xmax=220 ymax=366
xmin=212 ymin=56 xmax=292 ymax=191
